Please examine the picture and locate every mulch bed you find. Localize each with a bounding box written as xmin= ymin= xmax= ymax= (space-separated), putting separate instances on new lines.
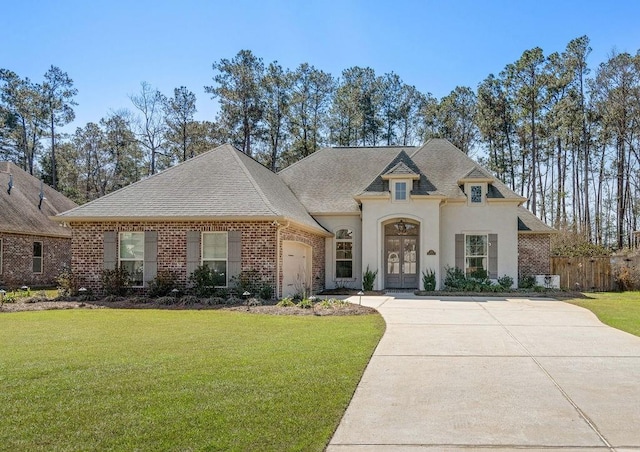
xmin=0 ymin=297 xmax=377 ymax=316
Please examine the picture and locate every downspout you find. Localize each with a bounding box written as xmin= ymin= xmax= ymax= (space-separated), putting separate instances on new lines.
xmin=275 ymin=220 xmax=290 ymax=299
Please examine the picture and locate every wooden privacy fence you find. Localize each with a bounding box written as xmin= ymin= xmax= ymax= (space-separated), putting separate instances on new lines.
xmin=551 ymin=257 xmax=614 ymax=291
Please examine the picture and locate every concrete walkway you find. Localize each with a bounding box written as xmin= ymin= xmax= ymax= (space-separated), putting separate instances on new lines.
xmin=327 ymin=295 xmax=640 ymax=451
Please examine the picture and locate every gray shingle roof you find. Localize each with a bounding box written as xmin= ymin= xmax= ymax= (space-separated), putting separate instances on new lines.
xmin=0 ymin=162 xmax=77 ymax=237
xmin=56 ymin=145 xmax=328 ymax=234
xmin=409 ymin=139 xmax=524 ymax=200
xmin=279 ymin=146 xmax=418 ymax=213
xmin=384 ymin=161 xmax=417 ymax=177
xmin=517 ymin=206 xmax=556 ymax=233
xmin=279 ymin=139 xmax=524 ymax=214
xmin=361 ymin=150 xmax=439 ymax=197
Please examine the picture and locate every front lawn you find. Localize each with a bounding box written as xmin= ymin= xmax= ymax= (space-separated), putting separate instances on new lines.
xmin=0 ymin=309 xmax=384 ymax=451
xmin=565 ymin=291 xmax=640 ymax=337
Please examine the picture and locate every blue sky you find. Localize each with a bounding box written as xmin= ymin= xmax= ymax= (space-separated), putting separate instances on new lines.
xmin=2 ymin=0 xmax=639 ymax=130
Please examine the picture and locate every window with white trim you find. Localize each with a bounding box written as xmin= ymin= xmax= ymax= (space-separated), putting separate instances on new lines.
xmin=465 ymin=234 xmax=487 ymax=278
xmin=394 ymin=181 xmax=407 ymax=201
xmin=202 ymin=232 xmax=228 ymax=287
xmin=335 ymin=229 xmax=353 ymax=279
xmin=0 ymin=238 xmax=3 ymax=274
xmin=119 ymin=232 xmax=144 ymax=286
xmin=33 ymin=241 xmax=43 ymax=274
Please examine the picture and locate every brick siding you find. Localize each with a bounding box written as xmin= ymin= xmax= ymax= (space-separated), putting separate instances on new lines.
xmin=0 ymin=232 xmax=71 ymax=288
xmin=518 ymin=233 xmax=551 ymax=278
xmin=70 ymin=221 xmax=325 ymax=297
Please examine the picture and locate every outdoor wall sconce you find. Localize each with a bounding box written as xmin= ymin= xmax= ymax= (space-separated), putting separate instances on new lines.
xmin=427 ymin=249 xmax=436 ymax=255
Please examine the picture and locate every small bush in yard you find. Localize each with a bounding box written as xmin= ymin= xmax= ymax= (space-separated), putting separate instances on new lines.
xmin=180 ymin=295 xmax=199 ymax=306
xmin=277 ymin=297 xmax=295 ymax=307
xmin=519 ymin=274 xmax=536 ymax=289
xmin=147 ymin=270 xmax=179 ymax=298
xmin=422 ymin=269 xmax=436 ymax=291
xmin=156 ymin=296 xmax=176 ymax=305
xmin=297 ymin=298 xmax=314 ymax=309
xmin=362 ymin=265 xmax=378 ymax=291
xmin=101 ymin=267 xmax=130 ymax=296
xmin=206 ymin=297 xmax=226 ymax=306
xmin=497 ymin=275 xmax=514 ymax=290
xmin=57 ymin=267 xmax=80 ymax=296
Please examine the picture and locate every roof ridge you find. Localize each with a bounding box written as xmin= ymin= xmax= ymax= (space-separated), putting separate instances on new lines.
xmin=230 ymin=148 xmax=280 ymax=216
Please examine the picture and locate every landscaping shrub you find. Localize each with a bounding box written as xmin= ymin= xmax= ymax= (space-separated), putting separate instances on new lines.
xmin=57 ymin=267 xmax=80 ymax=296
xmin=443 ymin=266 xmax=466 ymax=290
xmin=362 ymin=265 xmax=378 ymax=291
xmin=296 ymin=298 xmax=313 ymax=309
xmin=147 ymin=270 xmax=179 ymax=298
xmin=276 ymin=297 xmax=295 ymax=307
xmin=189 ymin=265 xmax=224 ymax=297
xmin=180 ymin=295 xmax=199 ymax=306
xmin=497 ymin=275 xmax=514 ymax=290
xmin=230 ymin=269 xmax=274 ymax=300
xmin=519 ymin=274 xmax=536 ymax=289
xmin=614 ymin=265 xmax=640 ymax=291
xmin=101 ymin=266 xmax=130 ymax=296
xmin=422 ymin=269 xmax=436 ymax=291
xmin=156 ymin=296 xmax=176 ymax=305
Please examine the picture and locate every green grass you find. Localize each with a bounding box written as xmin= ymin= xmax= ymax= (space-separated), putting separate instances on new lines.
xmin=0 ymin=309 xmax=385 ymax=451
xmin=565 ymin=291 xmax=640 ymax=337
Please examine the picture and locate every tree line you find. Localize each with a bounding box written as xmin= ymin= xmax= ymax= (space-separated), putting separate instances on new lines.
xmin=1 ymin=36 xmax=640 ymax=249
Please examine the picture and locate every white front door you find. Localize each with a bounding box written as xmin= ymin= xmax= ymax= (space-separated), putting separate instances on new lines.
xmin=282 ymin=241 xmax=311 ymax=297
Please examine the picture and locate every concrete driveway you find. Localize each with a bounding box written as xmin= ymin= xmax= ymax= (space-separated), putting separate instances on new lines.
xmin=327 ymin=295 xmax=640 ymax=451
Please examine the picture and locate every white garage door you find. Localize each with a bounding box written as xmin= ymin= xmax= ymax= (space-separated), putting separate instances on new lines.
xmin=282 ymin=241 xmax=312 ymax=298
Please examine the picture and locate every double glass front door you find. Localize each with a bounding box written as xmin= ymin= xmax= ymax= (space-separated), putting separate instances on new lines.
xmin=385 ymin=230 xmax=419 ymax=289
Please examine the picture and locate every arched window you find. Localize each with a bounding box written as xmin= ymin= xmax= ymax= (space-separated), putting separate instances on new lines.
xmin=335 ymin=229 xmax=353 ymax=279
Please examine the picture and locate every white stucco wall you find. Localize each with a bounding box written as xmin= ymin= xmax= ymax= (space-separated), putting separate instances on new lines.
xmin=440 ymin=201 xmax=519 ymax=286
xmin=360 ymin=197 xmax=442 ymax=290
xmin=313 ymin=215 xmax=363 ymax=290
xmin=314 ymin=198 xmax=521 ymax=291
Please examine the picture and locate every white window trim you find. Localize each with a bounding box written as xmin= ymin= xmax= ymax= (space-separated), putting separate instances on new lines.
xmin=335 ymin=228 xmax=354 ymax=281
xmin=466 ymin=183 xmax=486 ymax=206
xmin=33 ymin=240 xmax=43 ymax=274
xmin=201 ymin=231 xmax=229 ymax=287
xmin=464 ymin=234 xmax=488 ymax=277
xmin=0 ymin=238 xmax=3 ymax=275
xmin=119 ymin=232 xmax=144 ymax=287
xmin=392 ymin=180 xmax=409 ymax=203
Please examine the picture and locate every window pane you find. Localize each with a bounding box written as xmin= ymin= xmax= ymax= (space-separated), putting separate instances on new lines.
xmin=395 ymin=182 xmax=406 ymax=200
xmin=335 ymin=229 xmax=353 ymax=240
xmin=336 ymin=242 xmax=352 ymax=260
xmin=121 ymin=260 xmax=144 ymax=286
xmin=33 ymin=258 xmax=42 ymax=273
xmin=203 ymin=260 xmax=227 ymax=286
xmin=336 ymin=261 xmax=353 ymax=278
xmin=466 ymin=257 xmax=487 ymax=277
xmin=471 ymin=185 xmax=482 ymax=203
xmin=203 ymin=233 xmax=227 ymax=260
xmin=33 ymin=241 xmax=43 ymax=257
xmin=465 ymin=235 xmax=487 ymax=256
xmin=120 ymin=232 xmax=144 ymax=259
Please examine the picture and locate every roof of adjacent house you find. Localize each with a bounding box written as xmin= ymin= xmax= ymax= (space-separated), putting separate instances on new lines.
xmin=0 ymin=162 xmax=77 ymax=237
xmin=56 ymin=144 xmax=329 ymax=235
xmin=279 ymin=138 xmax=525 ymax=214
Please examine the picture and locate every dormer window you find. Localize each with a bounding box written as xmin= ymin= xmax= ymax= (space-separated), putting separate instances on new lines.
xmin=395 ymin=181 xmax=407 ymax=201
xmin=470 ymin=185 xmax=482 ymax=203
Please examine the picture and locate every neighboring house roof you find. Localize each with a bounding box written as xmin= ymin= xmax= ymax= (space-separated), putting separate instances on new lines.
xmin=279 ymin=138 xmax=525 ymax=214
xmin=517 ymin=206 xmax=556 ymax=233
xmin=0 ymin=162 xmax=77 ymax=238
xmin=56 ymin=144 xmax=329 ymax=235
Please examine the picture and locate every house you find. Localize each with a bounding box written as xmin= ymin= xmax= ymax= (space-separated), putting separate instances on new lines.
xmin=0 ymin=162 xmax=77 ymax=288
xmin=55 ymin=139 xmax=553 ymax=296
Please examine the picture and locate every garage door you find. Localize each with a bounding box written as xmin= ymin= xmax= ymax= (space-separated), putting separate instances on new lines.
xmin=282 ymin=241 xmax=311 ymax=298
